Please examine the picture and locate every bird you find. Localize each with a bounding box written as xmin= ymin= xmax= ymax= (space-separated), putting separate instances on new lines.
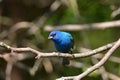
xmin=48 ymin=30 xmax=74 ymax=65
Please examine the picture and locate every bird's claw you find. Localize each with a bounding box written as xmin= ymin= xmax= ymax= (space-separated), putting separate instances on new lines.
xmin=57 ymin=52 xmax=61 ymax=57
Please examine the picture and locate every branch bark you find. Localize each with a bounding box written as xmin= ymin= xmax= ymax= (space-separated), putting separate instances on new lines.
xmin=0 ymin=42 xmax=115 ymax=59
xmin=44 ymin=20 xmax=120 ymax=31
xmin=0 ymin=39 xmax=120 ymax=80
xmin=56 ymin=38 xmax=120 ymax=80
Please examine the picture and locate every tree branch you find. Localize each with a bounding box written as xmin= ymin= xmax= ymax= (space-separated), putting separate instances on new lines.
xmin=0 ymin=41 xmax=115 ymax=59
xmin=44 ymin=20 xmax=120 ymax=31
xmin=56 ymin=38 xmax=120 ymax=80
xmin=0 ymin=39 xmax=119 ymax=80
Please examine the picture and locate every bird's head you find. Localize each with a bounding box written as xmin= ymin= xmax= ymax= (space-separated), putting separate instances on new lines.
xmin=48 ymin=30 xmax=61 ymax=41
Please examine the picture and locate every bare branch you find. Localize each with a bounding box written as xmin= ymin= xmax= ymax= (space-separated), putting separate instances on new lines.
xmin=107 ymin=72 xmax=120 ymax=80
xmin=0 ymin=41 xmax=115 ymax=59
xmin=44 ymin=20 xmax=120 ymax=31
xmin=56 ymin=38 xmax=120 ymax=80
xmin=0 ymin=41 xmax=116 ymax=59
xmin=80 ymin=47 xmax=120 ymax=64
xmin=0 ymin=39 xmax=119 ymax=80
xmin=111 ymin=7 xmax=120 ymax=18
xmin=76 ymin=38 xmax=120 ymax=80
xmin=29 ymin=58 xmax=43 ymax=76
xmin=30 ymin=41 xmax=116 ymax=59
xmin=5 ymin=62 xmax=13 ymax=80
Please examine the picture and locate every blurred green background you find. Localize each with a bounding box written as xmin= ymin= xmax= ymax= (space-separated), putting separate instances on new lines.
xmin=0 ymin=0 xmax=120 ymax=80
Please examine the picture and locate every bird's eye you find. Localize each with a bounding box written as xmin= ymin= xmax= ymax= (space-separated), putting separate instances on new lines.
xmin=52 ymin=33 xmax=56 ymax=37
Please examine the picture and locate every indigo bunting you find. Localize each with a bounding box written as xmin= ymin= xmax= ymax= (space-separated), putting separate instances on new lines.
xmin=48 ymin=30 xmax=74 ymax=65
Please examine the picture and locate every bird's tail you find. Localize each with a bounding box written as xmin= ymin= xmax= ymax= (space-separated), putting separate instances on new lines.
xmin=62 ymin=58 xmax=70 ymax=65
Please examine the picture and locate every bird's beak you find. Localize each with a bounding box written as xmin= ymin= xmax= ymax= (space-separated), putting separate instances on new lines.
xmin=48 ymin=36 xmax=53 ymax=39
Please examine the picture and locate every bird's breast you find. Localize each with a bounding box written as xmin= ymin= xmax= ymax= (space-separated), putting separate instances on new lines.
xmin=54 ymin=41 xmax=72 ymax=53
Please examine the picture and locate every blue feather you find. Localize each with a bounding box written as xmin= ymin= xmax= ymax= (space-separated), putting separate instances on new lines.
xmin=48 ymin=30 xmax=74 ymax=65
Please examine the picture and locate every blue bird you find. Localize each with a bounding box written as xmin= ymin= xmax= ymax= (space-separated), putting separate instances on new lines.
xmin=48 ymin=30 xmax=74 ymax=65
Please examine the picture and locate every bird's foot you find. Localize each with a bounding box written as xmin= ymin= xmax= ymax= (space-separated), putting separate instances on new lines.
xmin=71 ymin=54 xmax=75 ymax=58
xmin=57 ymin=52 xmax=61 ymax=57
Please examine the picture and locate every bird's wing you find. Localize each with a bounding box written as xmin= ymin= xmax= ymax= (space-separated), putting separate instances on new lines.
xmin=67 ymin=32 xmax=74 ymax=49
xmin=71 ymin=38 xmax=74 ymax=49
xmin=62 ymin=32 xmax=74 ymax=49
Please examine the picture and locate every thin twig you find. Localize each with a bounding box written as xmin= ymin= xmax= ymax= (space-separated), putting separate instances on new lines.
xmin=44 ymin=20 xmax=120 ymax=31
xmin=111 ymin=7 xmax=120 ymax=18
xmin=107 ymin=72 xmax=120 ymax=80
xmin=29 ymin=58 xmax=43 ymax=76
xmin=80 ymin=47 xmax=120 ymax=64
xmin=0 ymin=42 xmax=116 ymax=59
xmin=5 ymin=62 xmax=13 ymax=80
xmin=79 ymin=41 xmax=108 ymax=80
xmin=56 ymin=38 xmax=120 ymax=80
xmin=76 ymin=38 xmax=120 ymax=80
xmin=0 ymin=39 xmax=119 ymax=80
